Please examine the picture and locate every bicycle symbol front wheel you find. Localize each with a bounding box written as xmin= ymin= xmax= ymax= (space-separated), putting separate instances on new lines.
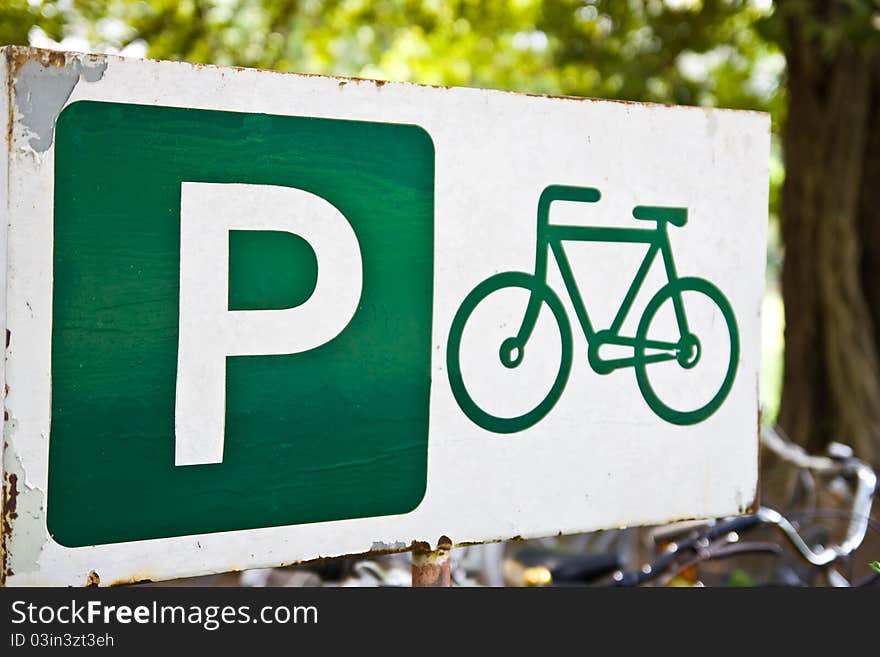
xmin=634 ymin=277 xmax=739 ymax=425
xmin=446 ymin=271 xmax=573 ymax=433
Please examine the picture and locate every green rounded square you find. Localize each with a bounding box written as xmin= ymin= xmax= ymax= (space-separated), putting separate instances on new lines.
xmin=47 ymin=101 xmax=434 ymax=547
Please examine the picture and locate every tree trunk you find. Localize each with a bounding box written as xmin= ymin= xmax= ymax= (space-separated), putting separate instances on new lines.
xmin=859 ymin=63 xmax=880 ymax=370
xmin=777 ymin=7 xmax=880 ymax=464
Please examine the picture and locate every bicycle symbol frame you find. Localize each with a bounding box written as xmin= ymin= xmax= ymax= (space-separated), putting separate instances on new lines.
xmin=446 ymin=184 xmax=740 ymax=433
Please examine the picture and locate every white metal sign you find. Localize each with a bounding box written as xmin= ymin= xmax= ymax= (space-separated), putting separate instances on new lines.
xmin=0 ymin=46 xmax=769 ymax=586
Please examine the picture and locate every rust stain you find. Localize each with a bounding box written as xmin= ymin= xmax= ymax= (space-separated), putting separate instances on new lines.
xmin=246 ymin=535 xmax=464 ymax=573
xmin=411 ymin=547 xmax=451 ymax=587
xmin=3 ymin=332 xmax=8 ymax=422
xmin=411 ymin=536 xmax=453 ymax=587
xmin=1 ymin=327 xmax=9 ymax=585
xmin=6 ymin=45 xmax=70 ymax=77
xmin=4 ymin=71 xmax=11 ymax=146
xmin=108 ymin=576 xmax=154 ymax=587
xmin=453 ymin=535 xmax=523 ymax=549
xmin=2 ymin=473 xmax=17 ymax=523
xmin=86 ymin=570 xmax=100 ymax=586
xmin=2 ymin=472 xmax=19 ymax=580
xmin=2 ymin=45 xmax=766 ymax=122
xmin=4 ymin=53 xmax=10 ymax=220
xmin=3 ymin=332 xmax=7 ymax=418
xmin=749 ymin=404 xmax=763 ymax=514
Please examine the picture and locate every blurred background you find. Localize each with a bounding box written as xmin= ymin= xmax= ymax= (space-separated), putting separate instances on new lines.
xmin=2 ymin=0 xmax=879 ymax=585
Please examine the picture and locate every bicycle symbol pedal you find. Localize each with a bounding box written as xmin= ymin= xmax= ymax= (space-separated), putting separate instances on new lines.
xmin=446 ymin=184 xmax=739 ymax=433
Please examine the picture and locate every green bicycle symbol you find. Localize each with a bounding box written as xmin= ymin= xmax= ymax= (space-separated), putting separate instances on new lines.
xmin=446 ymin=184 xmax=740 ymax=433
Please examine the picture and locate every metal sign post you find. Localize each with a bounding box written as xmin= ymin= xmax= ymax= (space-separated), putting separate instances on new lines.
xmin=412 ymin=538 xmax=453 ymax=588
xmin=1 ymin=47 xmax=769 ymax=586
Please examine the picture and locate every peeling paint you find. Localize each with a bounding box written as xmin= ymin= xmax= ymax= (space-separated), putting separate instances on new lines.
xmin=5 ymin=72 xmax=11 ymax=148
xmin=10 ymin=49 xmax=106 ymax=152
xmin=749 ymin=403 xmax=762 ymax=514
xmin=2 ymin=472 xmax=18 ymax=578
xmin=370 ymin=540 xmax=407 ymax=552
xmin=1 ymin=443 xmax=47 ymax=583
xmin=86 ymin=570 xmax=100 ymax=586
xmin=108 ymin=576 xmax=154 ymax=587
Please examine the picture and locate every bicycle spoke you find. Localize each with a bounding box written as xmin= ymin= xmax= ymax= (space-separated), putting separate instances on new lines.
xmin=639 ymin=352 xmax=678 ymax=365
xmin=603 ymin=334 xmax=679 ymax=352
xmin=641 ymin=338 xmax=679 ymax=351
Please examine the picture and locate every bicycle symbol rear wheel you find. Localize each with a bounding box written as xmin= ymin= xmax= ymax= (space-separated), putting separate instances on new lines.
xmin=634 ymin=277 xmax=739 ymax=425
xmin=446 ymin=272 xmax=573 ymax=433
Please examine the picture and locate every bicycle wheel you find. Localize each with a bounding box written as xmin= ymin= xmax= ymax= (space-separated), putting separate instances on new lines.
xmin=446 ymin=271 xmax=573 ymax=433
xmin=634 ymin=277 xmax=739 ymax=425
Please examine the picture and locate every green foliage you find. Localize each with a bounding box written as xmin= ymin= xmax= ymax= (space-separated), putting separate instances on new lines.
xmin=540 ymin=1 xmax=774 ymax=107
xmin=726 ymin=567 xmax=757 ymax=587
xmin=70 ymin=0 xmax=562 ymax=91
xmin=871 ymin=561 xmax=880 ymax=574
xmin=57 ymin=1 xmax=783 ymax=116
xmin=0 ymin=1 xmax=66 ymax=46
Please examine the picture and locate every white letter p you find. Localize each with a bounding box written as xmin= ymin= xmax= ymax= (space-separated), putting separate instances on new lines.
xmin=174 ymin=182 xmax=363 ymax=466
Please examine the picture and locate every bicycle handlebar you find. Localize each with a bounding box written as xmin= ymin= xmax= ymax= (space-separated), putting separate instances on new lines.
xmin=612 ymin=429 xmax=877 ymax=584
xmin=760 ymin=425 xmax=877 ymax=566
xmin=754 ymin=467 xmax=876 ymax=566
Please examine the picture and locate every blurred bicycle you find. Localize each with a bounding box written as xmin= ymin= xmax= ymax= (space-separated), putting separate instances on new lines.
xmin=502 ymin=426 xmax=878 ymax=587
